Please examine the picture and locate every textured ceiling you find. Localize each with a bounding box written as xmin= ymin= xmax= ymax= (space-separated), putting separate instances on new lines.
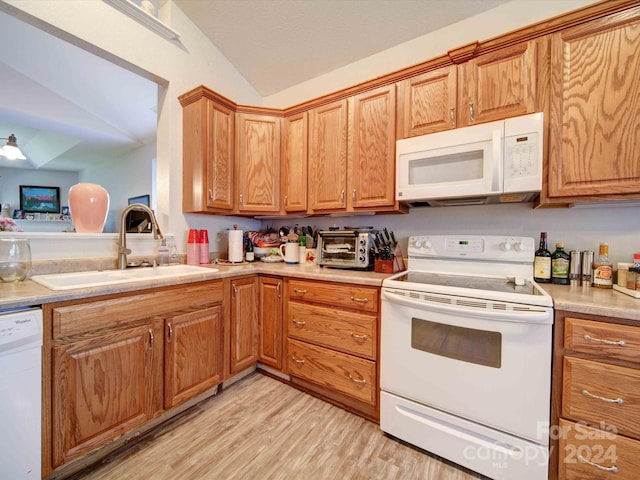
xmin=174 ymin=0 xmax=510 ymax=96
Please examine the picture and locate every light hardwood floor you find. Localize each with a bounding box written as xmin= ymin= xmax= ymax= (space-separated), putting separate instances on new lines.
xmin=73 ymin=373 xmax=486 ymax=480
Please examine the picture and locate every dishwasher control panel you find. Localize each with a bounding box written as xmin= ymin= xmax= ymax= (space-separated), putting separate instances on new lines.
xmin=0 ymin=308 xmax=43 ymax=353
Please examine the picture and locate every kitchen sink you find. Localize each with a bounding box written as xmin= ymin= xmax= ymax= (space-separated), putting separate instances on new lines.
xmin=31 ymin=264 xmax=218 ymax=291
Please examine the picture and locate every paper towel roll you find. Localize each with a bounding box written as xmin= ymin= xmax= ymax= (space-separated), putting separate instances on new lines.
xmin=228 ymin=229 xmax=244 ymax=263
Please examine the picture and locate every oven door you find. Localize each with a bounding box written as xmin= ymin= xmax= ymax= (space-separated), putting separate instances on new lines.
xmin=380 ymin=287 xmax=552 ymax=444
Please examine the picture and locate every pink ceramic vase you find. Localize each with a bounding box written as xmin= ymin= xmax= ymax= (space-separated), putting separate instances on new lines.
xmin=68 ymin=183 xmax=110 ymax=233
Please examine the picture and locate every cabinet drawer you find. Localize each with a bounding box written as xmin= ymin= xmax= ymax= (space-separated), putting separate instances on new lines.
xmin=562 ymin=356 xmax=640 ymax=440
xmin=288 ymin=302 xmax=376 ymax=359
xmin=558 ymin=418 xmax=640 ymax=480
xmin=288 ymin=279 xmax=378 ymax=313
xmin=564 ymin=317 xmax=640 ymax=364
xmin=287 ymin=338 xmax=375 ymax=405
xmin=52 ymin=282 xmax=223 ymax=339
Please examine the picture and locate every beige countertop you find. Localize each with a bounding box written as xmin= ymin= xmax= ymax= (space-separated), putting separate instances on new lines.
xmin=540 ymin=283 xmax=640 ymax=321
xmin=0 ymin=262 xmax=392 ymax=310
xmin=2 ymin=264 xmax=638 ymax=321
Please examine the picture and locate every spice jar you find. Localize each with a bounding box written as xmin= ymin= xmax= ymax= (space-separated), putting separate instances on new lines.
xmin=626 ymin=267 xmax=637 ymax=290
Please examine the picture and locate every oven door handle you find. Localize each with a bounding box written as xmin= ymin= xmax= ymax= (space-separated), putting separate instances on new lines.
xmin=382 ymin=289 xmax=552 ymax=323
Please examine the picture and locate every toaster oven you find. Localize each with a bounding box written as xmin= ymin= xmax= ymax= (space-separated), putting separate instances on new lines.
xmin=317 ymin=230 xmax=374 ymax=270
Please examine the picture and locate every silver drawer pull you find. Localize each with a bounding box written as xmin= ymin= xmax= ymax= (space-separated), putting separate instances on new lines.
xmin=291 ymin=355 xmax=305 ymax=365
xmin=583 ymin=334 xmax=626 ymax=347
xmin=577 ymin=453 xmax=619 ymax=473
xmin=582 ymin=389 xmax=624 ymax=405
xmin=348 ymin=374 xmax=366 ymax=385
xmin=350 ymin=332 xmax=368 ymax=341
xmin=293 ymin=288 xmax=307 ymax=294
xmin=350 ymin=296 xmax=368 ymax=304
xmin=292 ymin=319 xmax=306 ymax=326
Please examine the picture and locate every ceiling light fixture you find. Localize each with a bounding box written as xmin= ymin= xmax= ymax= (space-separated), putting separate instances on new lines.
xmin=0 ymin=134 xmax=27 ymax=160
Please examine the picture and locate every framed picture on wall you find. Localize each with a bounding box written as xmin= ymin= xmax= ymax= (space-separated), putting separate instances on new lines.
xmin=128 ymin=194 xmax=150 ymax=206
xmin=19 ymin=185 xmax=61 ymax=213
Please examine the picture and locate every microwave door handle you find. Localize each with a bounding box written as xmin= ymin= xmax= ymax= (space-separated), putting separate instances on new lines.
xmin=491 ymin=128 xmax=503 ymax=193
xmin=382 ymin=289 xmax=551 ymax=323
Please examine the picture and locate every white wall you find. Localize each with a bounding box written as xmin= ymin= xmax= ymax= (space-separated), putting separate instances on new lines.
xmin=0 ymin=167 xmax=79 ymax=212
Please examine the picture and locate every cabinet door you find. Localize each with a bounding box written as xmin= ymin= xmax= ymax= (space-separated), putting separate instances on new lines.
xmin=308 ymin=99 xmax=349 ymax=211
xmin=282 ymin=112 xmax=308 ymax=212
xmin=350 ymin=85 xmax=397 ymax=209
xmin=236 ymin=113 xmax=281 ymax=213
xmin=164 ymin=306 xmax=223 ymax=409
xmin=258 ymin=277 xmax=283 ymax=369
xmin=399 ymin=66 xmax=457 ymax=137
xmin=182 ymin=95 xmax=235 ymax=212
xmin=459 ymin=39 xmax=542 ymax=125
xmin=52 ymin=322 xmax=161 ymax=467
xmin=230 ymin=277 xmax=259 ymax=375
xmin=548 ymin=11 xmax=640 ymax=199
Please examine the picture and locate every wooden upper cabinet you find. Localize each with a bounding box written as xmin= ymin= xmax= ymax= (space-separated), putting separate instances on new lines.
xmin=308 ymin=99 xmax=349 ymax=212
xmin=547 ymin=8 xmax=640 ymax=200
xmin=180 ymin=88 xmax=235 ymax=213
xmin=282 ymin=112 xmax=308 ymax=212
xmin=236 ymin=112 xmax=281 ymax=213
xmin=398 ymin=66 xmax=458 ymax=137
xmin=350 ymin=85 xmax=397 ymax=209
xmin=458 ymin=39 xmax=545 ymax=126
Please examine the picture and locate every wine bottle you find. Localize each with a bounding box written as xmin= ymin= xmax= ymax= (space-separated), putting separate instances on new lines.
xmin=593 ymin=242 xmax=613 ymax=289
xmin=551 ymin=242 xmax=570 ymax=285
xmin=534 ymin=232 xmax=552 ymax=283
xmin=245 ymin=235 xmax=255 ymax=263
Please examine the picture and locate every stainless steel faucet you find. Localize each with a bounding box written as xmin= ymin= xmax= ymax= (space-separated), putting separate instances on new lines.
xmin=118 ymin=203 xmax=164 ymax=269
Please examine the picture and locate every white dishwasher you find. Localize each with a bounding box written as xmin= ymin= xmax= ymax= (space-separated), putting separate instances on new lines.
xmin=0 ymin=307 xmax=42 ymax=479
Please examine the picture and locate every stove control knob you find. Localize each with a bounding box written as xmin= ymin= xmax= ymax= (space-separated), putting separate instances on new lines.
xmin=424 ymin=240 xmax=433 ymax=250
xmin=500 ymin=241 xmax=512 ymax=251
xmin=414 ymin=239 xmax=422 ymax=248
xmin=513 ymin=241 xmax=525 ymax=252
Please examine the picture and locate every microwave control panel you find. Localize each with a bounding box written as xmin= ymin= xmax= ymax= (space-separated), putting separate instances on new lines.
xmin=504 ymin=132 xmax=538 ymax=178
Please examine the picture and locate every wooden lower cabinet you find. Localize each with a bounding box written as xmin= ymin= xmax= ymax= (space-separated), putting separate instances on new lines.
xmin=44 ymin=282 xmax=224 ymax=477
xmin=164 ymin=306 xmax=223 ymax=409
xmin=258 ymin=276 xmax=283 ymax=370
xmin=285 ymin=278 xmax=379 ymax=421
xmin=553 ymin=311 xmax=640 ymax=480
xmin=52 ymin=321 xmax=162 ymax=468
xmin=228 ymin=276 xmax=259 ymax=376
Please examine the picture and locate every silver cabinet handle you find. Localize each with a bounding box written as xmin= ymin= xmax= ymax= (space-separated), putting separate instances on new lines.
xmin=291 ymin=355 xmax=305 ymax=365
xmin=348 ymin=374 xmax=366 ymax=384
xmin=449 ymin=107 xmax=455 ymax=126
xmin=577 ymin=453 xmax=618 ymax=473
xmin=583 ymin=334 xmax=626 ymax=347
xmin=469 ymin=102 xmax=475 ymax=122
xmin=148 ymin=328 xmax=154 ymax=350
xmin=350 ymin=332 xmax=368 ymax=341
xmin=293 ymin=288 xmax=307 ymax=294
xmin=352 ymin=189 xmax=356 ymax=201
xmin=208 ymin=189 xmax=213 ymax=200
xmin=167 ymin=323 xmax=173 ymax=343
xmin=283 ymin=195 xmax=288 ymax=207
xmin=292 ymin=319 xmax=306 ymax=326
xmin=239 ymin=193 xmax=244 ymax=206
xmin=350 ymin=296 xmax=368 ymax=304
xmin=276 ymin=282 xmax=281 ymax=298
xmin=340 ymin=189 xmax=345 ymax=206
xmin=582 ymin=389 xmax=624 ymax=405
xmin=232 ymin=284 xmax=237 ymax=297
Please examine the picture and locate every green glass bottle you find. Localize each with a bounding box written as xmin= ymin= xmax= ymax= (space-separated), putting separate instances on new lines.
xmin=551 ymin=242 xmax=570 ymax=285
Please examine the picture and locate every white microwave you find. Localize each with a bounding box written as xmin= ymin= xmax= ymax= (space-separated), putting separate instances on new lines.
xmin=396 ymin=112 xmax=544 ymax=206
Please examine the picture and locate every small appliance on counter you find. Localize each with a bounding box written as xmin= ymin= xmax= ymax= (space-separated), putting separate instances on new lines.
xmin=317 ymin=228 xmax=375 ymax=270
